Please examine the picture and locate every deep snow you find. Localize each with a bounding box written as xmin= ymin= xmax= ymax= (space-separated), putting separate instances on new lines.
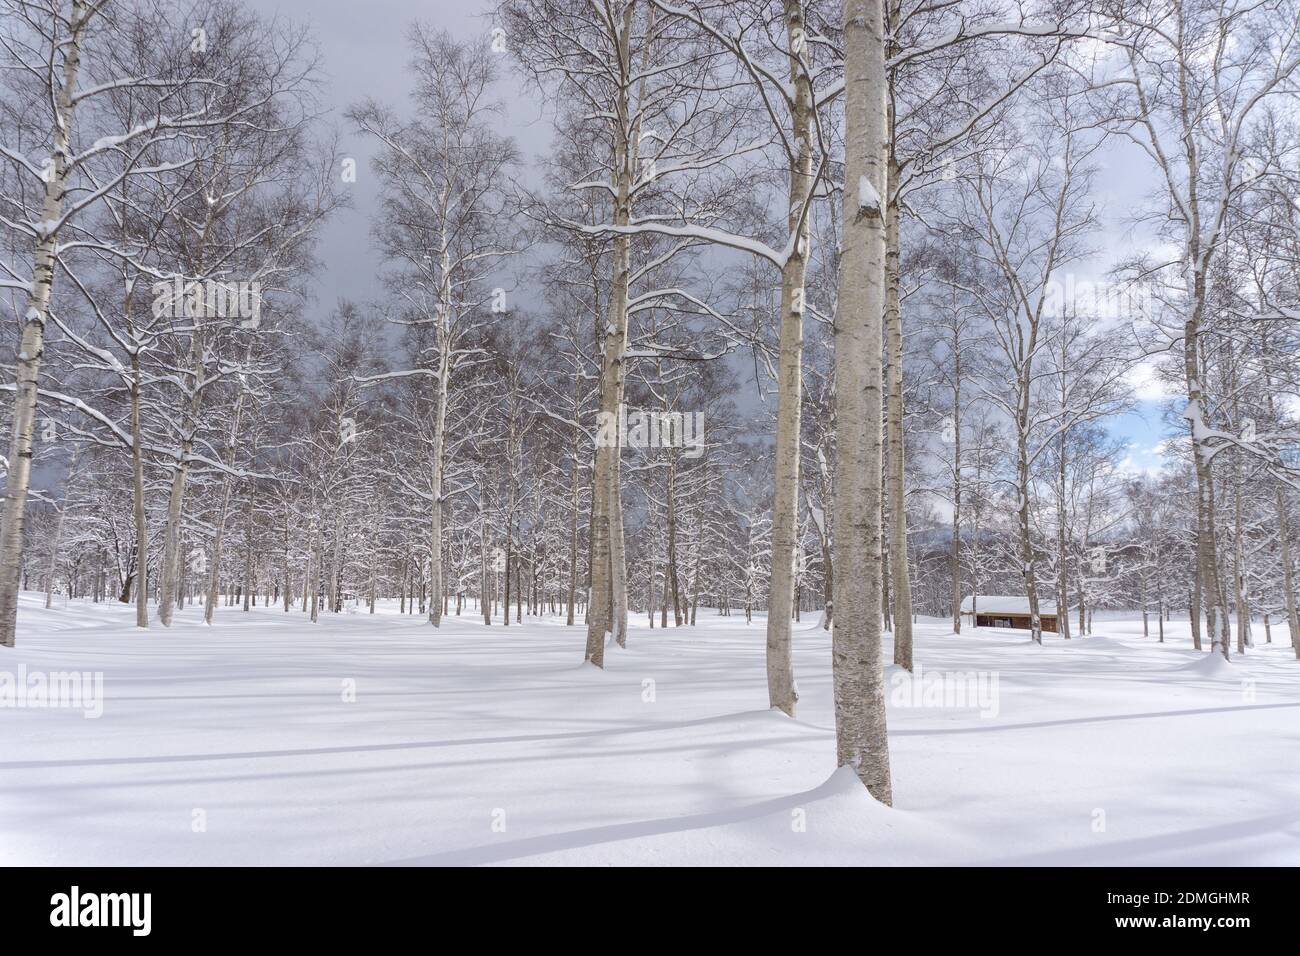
xmin=1 ymin=593 xmax=1296 ymax=866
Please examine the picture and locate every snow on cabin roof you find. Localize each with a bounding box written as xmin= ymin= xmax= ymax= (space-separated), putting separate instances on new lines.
xmin=960 ymin=595 xmax=1059 ymax=616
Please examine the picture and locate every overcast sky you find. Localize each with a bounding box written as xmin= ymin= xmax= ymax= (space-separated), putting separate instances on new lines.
xmin=264 ymin=0 xmax=545 ymax=309
xmin=258 ymin=0 xmax=1172 ymax=475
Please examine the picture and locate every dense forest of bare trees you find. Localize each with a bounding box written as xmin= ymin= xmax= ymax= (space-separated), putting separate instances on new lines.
xmin=2 ymin=0 xmax=1298 ymax=796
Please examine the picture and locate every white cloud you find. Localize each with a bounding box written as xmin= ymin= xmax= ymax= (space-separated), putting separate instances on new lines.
xmin=1118 ymin=453 xmax=1166 ymax=477
xmin=1127 ymin=359 xmax=1177 ymax=402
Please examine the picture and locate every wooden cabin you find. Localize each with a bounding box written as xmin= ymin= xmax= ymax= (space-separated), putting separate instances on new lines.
xmin=960 ymin=595 xmax=1059 ymax=633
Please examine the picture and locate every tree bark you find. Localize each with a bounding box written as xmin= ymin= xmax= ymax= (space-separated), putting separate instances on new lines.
xmin=1017 ymin=408 xmax=1042 ymax=644
xmin=242 ymin=491 xmax=254 ymax=612
xmin=584 ymin=21 xmax=634 ymax=665
xmin=832 ymin=0 xmax=892 ymax=803
xmin=949 ymin=338 xmax=962 ymax=634
xmin=1185 ymin=331 xmax=1231 ymax=658
xmin=666 ymin=458 xmax=683 ymax=625
xmin=309 ymin=519 xmax=321 ymax=623
xmin=0 ymin=0 xmax=90 ymax=646
xmin=884 ymin=149 xmax=913 ymax=669
xmin=764 ymin=0 xmax=815 ymax=713
xmin=204 ymin=355 xmax=252 ymax=623
xmin=43 ymin=449 xmax=80 ymax=610
xmin=157 ymin=325 xmax=206 ymax=627
xmin=1277 ymin=487 xmax=1300 ymax=660
xmin=566 ymin=411 xmax=581 ymax=627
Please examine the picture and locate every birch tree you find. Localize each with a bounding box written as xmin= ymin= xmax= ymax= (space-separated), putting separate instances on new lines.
xmin=952 ymin=81 xmax=1102 ymax=644
xmin=832 ymin=0 xmax=892 ymax=801
xmin=1095 ymin=0 xmax=1300 ymax=658
xmin=349 ymin=26 xmax=519 ymax=628
xmin=0 ymin=0 xmax=95 ymax=645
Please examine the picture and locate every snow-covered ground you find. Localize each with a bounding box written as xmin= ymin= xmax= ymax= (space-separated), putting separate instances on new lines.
xmin=2 ymin=592 xmax=1297 ymax=866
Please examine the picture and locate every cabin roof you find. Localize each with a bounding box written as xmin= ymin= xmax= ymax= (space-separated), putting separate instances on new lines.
xmin=961 ymin=595 xmax=1059 ymax=616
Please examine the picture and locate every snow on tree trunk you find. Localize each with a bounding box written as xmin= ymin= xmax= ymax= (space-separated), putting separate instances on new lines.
xmin=428 ymin=299 xmax=450 ymax=628
xmin=43 ymin=449 xmax=80 ymax=610
xmin=949 ymin=350 xmax=962 ymax=635
xmin=1185 ymin=324 xmax=1231 ymax=660
xmin=1017 ymin=423 xmax=1042 ymax=645
xmin=666 ymin=459 xmax=683 ymax=626
xmin=157 ymin=323 xmax=207 ymax=627
xmin=0 ymin=0 xmax=89 ymax=647
xmin=566 ymin=428 xmax=580 ymax=627
xmin=129 ymin=351 xmax=149 ymax=630
xmin=1276 ymin=486 xmax=1300 ymax=660
xmin=765 ymin=0 xmax=815 ymax=715
xmin=831 ymin=0 xmax=892 ymax=804
xmin=584 ymin=9 xmax=637 ymax=667
xmin=205 ymin=354 xmax=252 ymax=625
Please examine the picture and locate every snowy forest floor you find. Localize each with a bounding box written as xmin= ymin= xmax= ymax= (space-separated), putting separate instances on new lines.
xmin=2 ymin=592 xmax=1298 ymax=866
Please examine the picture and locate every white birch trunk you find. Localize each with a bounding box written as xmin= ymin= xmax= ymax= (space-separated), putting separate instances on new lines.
xmin=765 ymin=0 xmax=814 ymax=715
xmin=831 ymin=0 xmax=892 ymax=803
xmin=130 ymin=351 xmax=149 ymax=629
xmin=43 ymin=449 xmax=79 ymax=610
xmin=583 ymin=6 xmax=637 ymax=666
xmin=204 ymin=356 xmax=251 ymax=624
xmin=0 ymin=0 xmax=89 ymax=646
xmin=884 ymin=152 xmax=912 ymax=668
xmin=156 ymin=328 xmax=206 ymax=627
xmin=949 ymin=345 xmax=962 ymax=634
